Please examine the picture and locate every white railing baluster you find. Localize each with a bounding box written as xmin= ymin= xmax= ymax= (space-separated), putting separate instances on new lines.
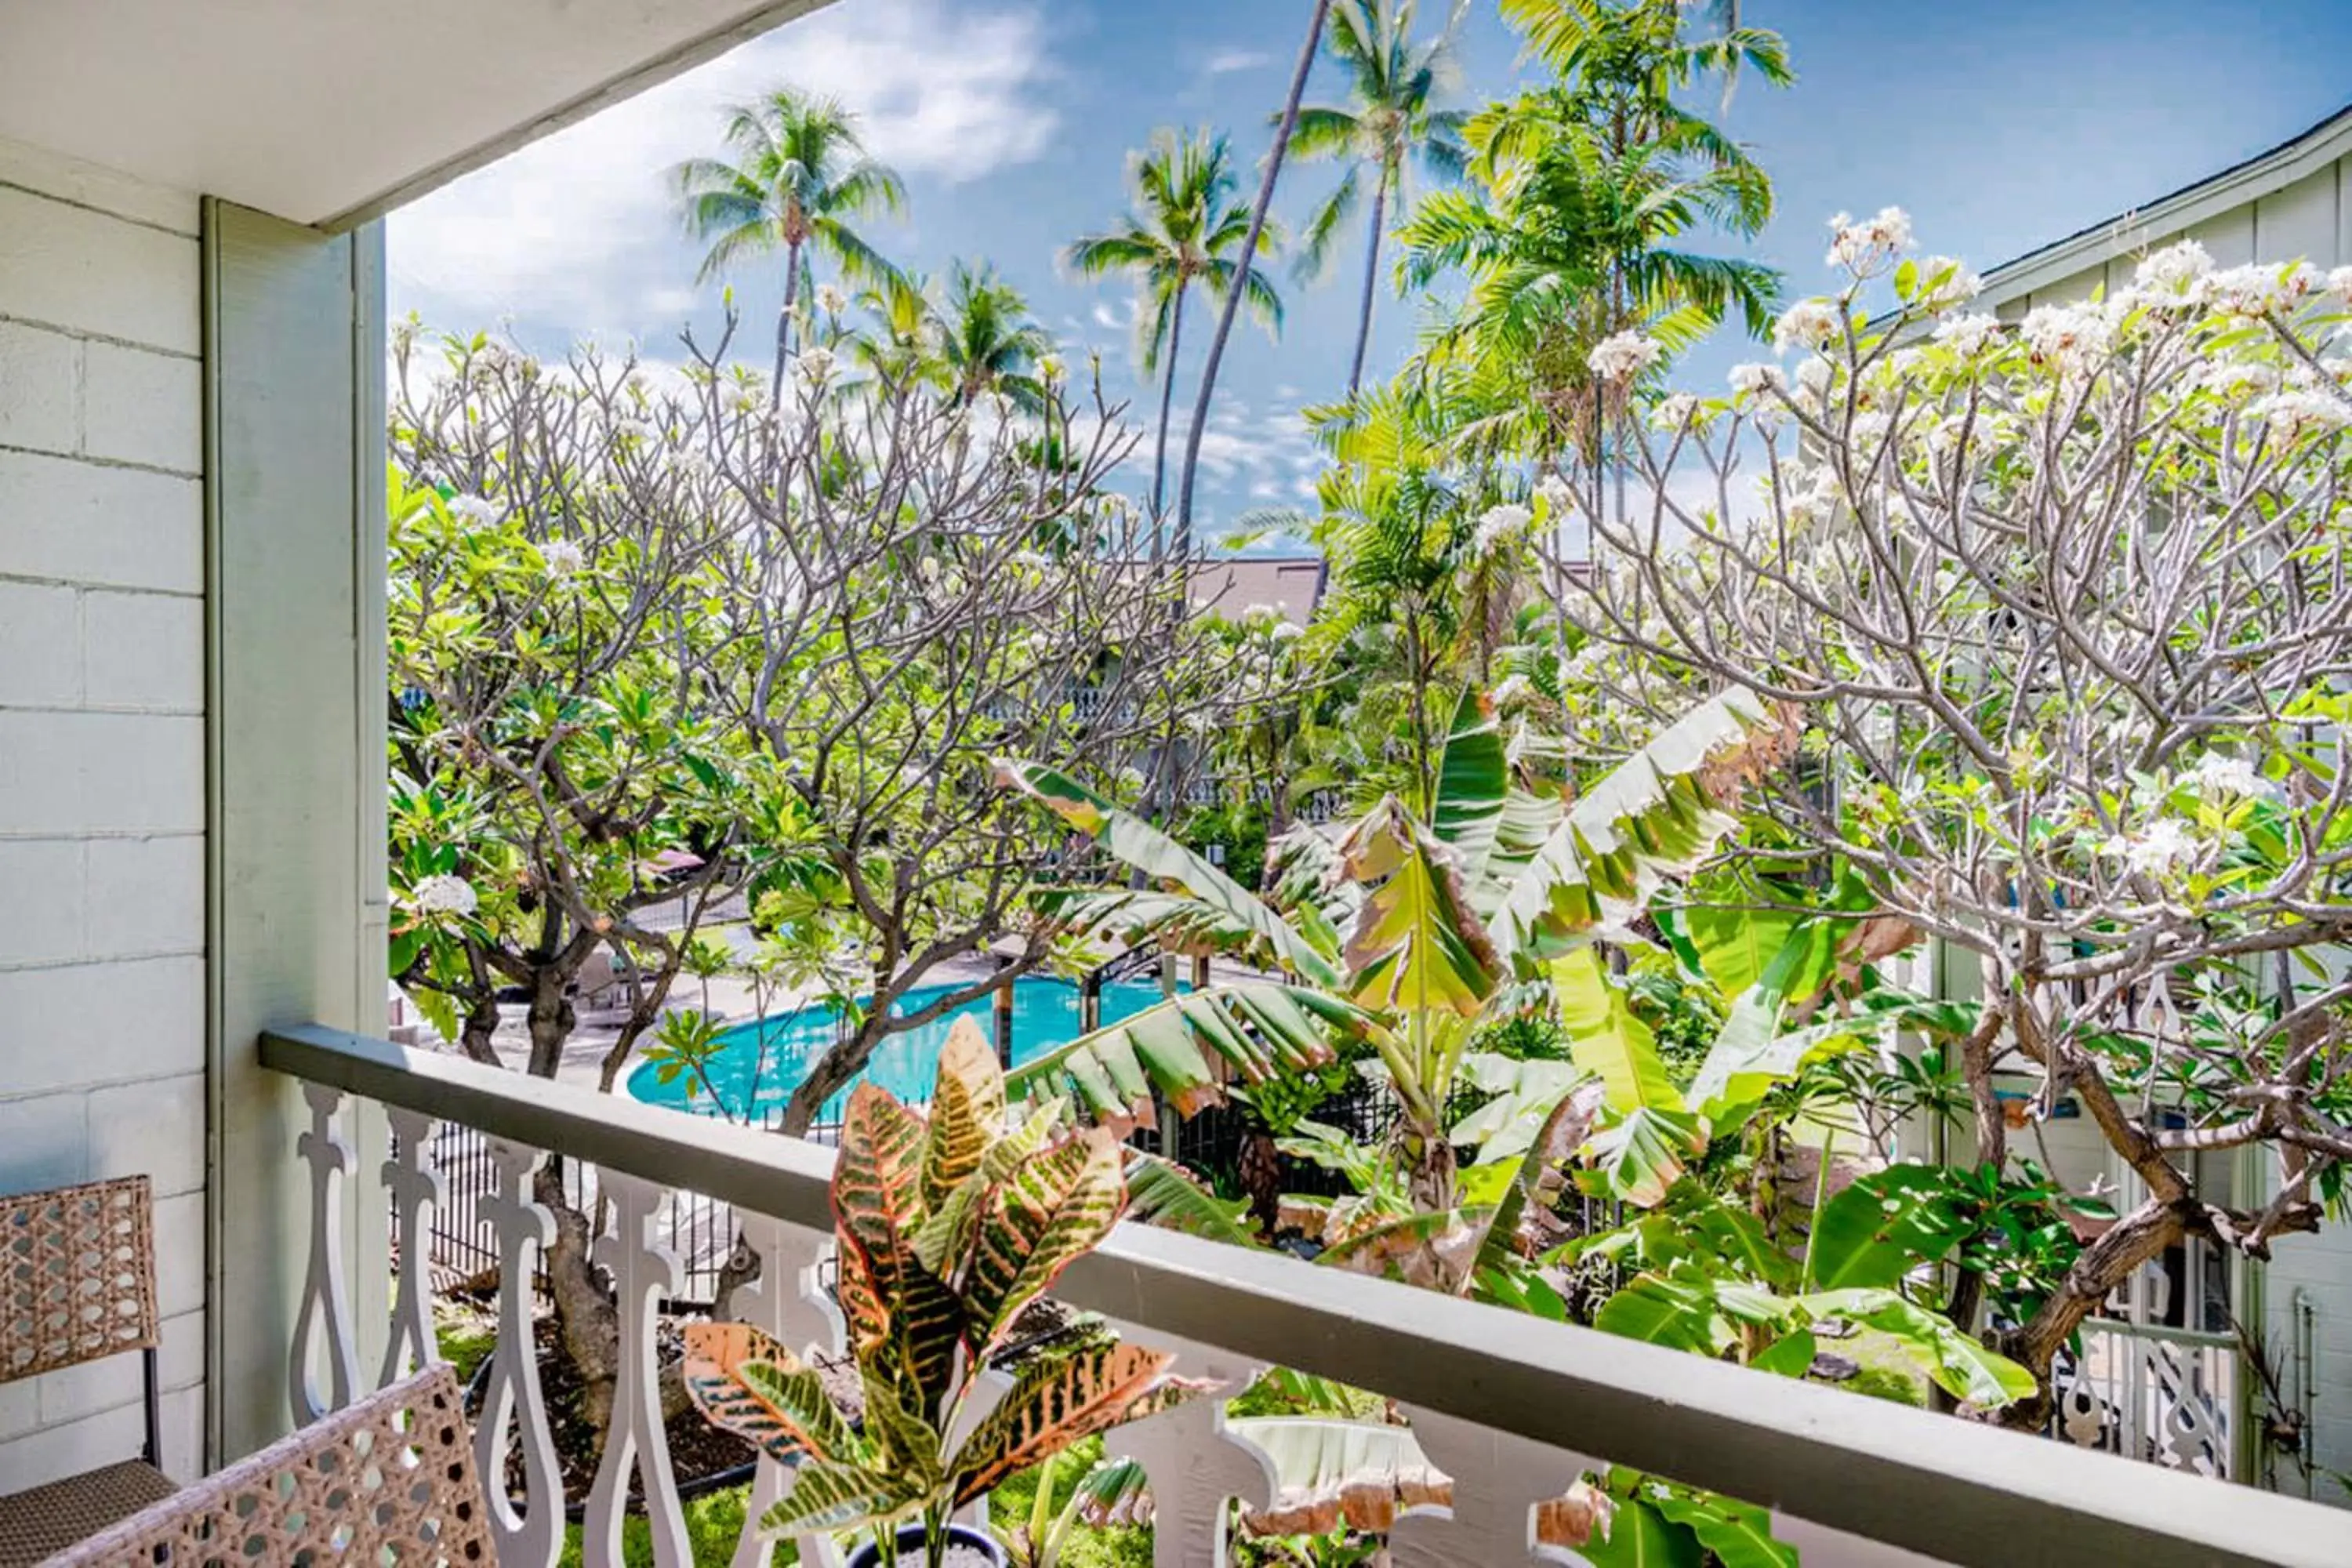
xmin=586 ymin=1172 xmax=694 ymax=1568
xmin=289 ymin=1082 xmax=361 ymax=1425
xmin=1103 ymin=1330 xmax=1272 ymax=1568
xmin=378 ymin=1105 xmax=443 ymax=1389
xmin=477 ymin=1138 xmax=563 ymax=1568
xmin=730 ymin=1214 xmax=848 ymax=1568
xmin=1388 ymin=1404 xmax=1600 ymax=1568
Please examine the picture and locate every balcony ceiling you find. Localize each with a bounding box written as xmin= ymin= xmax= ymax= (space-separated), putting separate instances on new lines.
xmin=0 ymin=0 xmax=834 ymax=229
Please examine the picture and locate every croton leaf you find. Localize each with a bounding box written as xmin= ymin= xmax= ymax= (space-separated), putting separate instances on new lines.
xmin=996 ymin=758 xmax=1341 ymax=986
xmin=1005 ymin=982 xmax=1372 ymax=1131
xmin=756 ymin=1455 xmax=931 ymax=1540
xmin=961 ymin=1127 xmax=1126 ymax=1350
xmin=680 ymin=1323 xmax=862 ymax=1468
xmin=912 ymin=1098 xmax=1065 ymax=1275
xmin=950 ymin=1341 xmax=1210 ymax=1505
xmin=1337 ymin=798 xmax=1501 ymax=1018
xmin=920 ymin=1017 xmax=1006 ymax=1213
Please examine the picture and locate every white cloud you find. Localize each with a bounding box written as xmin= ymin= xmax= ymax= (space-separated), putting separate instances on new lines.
xmin=1205 ymin=48 xmax=1273 ymax=74
xmin=389 ymin=0 xmax=1061 ymax=335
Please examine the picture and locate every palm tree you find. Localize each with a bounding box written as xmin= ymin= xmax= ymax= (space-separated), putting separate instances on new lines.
xmin=848 ymin=268 xmax=947 ymax=394
xmin=673 ymin=87 xmax=907 ymax=398
xmin=1291 ymin=0 xmax=1470 ymax=399
xmin=1174 ymin=0 xmax=1332 ymax=559
xmin=938 ymin=260 xmax=1056 ymax=412
xmin=1064 ymin=129 xmax=1283 ymax=521
xmin=1399 ymin=0 xmax=1788 ymax=467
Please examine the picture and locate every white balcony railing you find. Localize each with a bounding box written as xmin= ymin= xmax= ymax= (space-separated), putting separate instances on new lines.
xmin=260 ymin=1023 xmax=2343 ymax=1568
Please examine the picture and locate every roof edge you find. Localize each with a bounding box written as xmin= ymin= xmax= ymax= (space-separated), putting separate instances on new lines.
xmin=1975 ymin=101 xmax=2352 ymax=310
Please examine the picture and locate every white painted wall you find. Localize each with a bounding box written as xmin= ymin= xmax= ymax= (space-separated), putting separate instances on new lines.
xmin=0 ymin=134 xmax=206 ymax=1489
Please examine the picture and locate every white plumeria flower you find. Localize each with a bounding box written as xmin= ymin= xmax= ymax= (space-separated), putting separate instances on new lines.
xmin=815 ymin=284 xmax=848 ymax=316
xmin=1825 ymin=205 xmax=1914 ymax=276
xmin=1492 ymin=673 xmax=1534 ymax=708
xmin=1773 ymin=298 xmax=1842 ymax=356
xmin=2327 ymin=266 xmax=2352 ymax=310
xmin=409 ymin=874 xmax=479 ymax=917
xmin=794 ymin=346 xmax=838 ymax=387
xmin=1588 ymin=330 xmax=1663 ymax=384
xmin=2249 ymin=388 xmax=2352 ymax=438
xmin=615 ymin=416 xmax=658 ymax=441
xmin=1913 ymin=256 xmax=1984 ymax=310
xmin=1648 ymin=393 xmax=1701 ymax=432
xmin=2103 ymin=818 xmax=2202 ymax=878
xmin=447 ymin=494 xmax=501 ymax=527
xmin=2189 ymin=754 xmax=2274 ymax=800
xmin=539 ymin=538 xmax=586 ymax=577
xmin=2207 ymin=260 xmax=2324 ymax=318
xmin=2135 ymin=239 xmax=2214 ymax=295
xmin=2021 ymin=301 xmax=2114 ymax=366
xmin=1932 ymin=313 xmax=2004 ymax=358
xmin=1727 ymin=361 xmax=1788 ymax=401
xmin=1474 ymin=502 xmax=1534 ymax=557
xmin=1037 ymin=354 xmax=1066 ymax=384
xmin=1537 ymin=476 xmax=1576 ymax=516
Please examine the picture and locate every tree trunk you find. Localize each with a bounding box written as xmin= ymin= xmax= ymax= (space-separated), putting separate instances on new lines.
xmin=771 ymin=241 xmax=804 ymax=403
xmin=457 ymin=989 xmax=502 ymax=1066
xmin=1992 ymin=1196 xmax=2190 ymax=1429
xmin=538 ymin=1164 xmax=624 ymax=1448
xmin=1346 ymin=176 xmax=1388 ymax=401
xmin=1151 ymin=285 xmax=1189 ymax=528
xmin=778 ymin=1005 xmax=889 ymax=1138
xmin=1174 ymin=0 xmax=1332 ymax=556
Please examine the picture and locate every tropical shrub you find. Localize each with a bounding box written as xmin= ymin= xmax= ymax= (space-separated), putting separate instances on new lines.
xmin=682 ymin=1018 xmax=1204 ymax=1566
xmin=1557 ymin=216 xmax=2352 ymax=1417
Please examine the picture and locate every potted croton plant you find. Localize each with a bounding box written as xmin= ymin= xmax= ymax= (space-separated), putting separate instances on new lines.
xmin=684 ymin=1017 xmax=1205 ymax=1568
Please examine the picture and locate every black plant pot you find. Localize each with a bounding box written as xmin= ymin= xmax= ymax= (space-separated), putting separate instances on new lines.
xmin=843 ymin=1523 xmax=1006 ymax=1568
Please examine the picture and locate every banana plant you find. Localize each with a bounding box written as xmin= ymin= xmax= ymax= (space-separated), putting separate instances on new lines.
xmin=997 ymin=685 xmax=1795 ymax=1208
xmin=682 ymin=1018 xmax=1207 ymax=1567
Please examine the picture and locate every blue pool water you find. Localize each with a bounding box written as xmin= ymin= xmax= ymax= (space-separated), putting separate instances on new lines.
xmin=625 ymin=976 xmax=1178 ymax=1122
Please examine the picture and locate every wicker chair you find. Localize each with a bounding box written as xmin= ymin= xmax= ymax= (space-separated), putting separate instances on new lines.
xmin=0 ymin=1175 xmax=175 ymax=1566
xmin=46 ymin=1361 xmax=494 ymax=1566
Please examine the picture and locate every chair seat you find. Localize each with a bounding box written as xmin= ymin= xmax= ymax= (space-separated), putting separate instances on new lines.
xmin=0 ymin=1459 xmax=177 ymax=1568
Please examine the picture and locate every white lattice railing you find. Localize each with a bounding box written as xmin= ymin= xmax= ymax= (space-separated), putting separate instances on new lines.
xmin=260 ymin=1023 xmax=2339 ymax=1568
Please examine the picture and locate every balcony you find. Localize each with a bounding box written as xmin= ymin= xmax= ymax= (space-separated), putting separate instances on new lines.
xmin=259 ymin=1022 xmax=2341 ymax=1568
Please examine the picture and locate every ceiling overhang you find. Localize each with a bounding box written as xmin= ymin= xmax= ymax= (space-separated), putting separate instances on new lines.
xmin=0 ymin=1 xmax=837 ymax=229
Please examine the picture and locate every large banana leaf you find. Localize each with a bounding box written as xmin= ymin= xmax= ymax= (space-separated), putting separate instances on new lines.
xmin=1579 ymin=1106 xmax=1711 ymax=1209
xmin=1804 ymin=1166 xmax=1973 ymax=1290
xmin=1797 ymin=1288 xmax=2038 ymax=1407
xmin=1552 ymin=948 xmax=1684 ymax=1116
xmin=1005 ymin=982 xmax=1374 ymax=1129
xmin=1337 ymin=800 xmax=1501 ymax=1018
xmin=1431 ymin=687 xmax=1509 ymax=883
xmin=1123 ymin=1150 xmax=1262 ymax=1247
xmin=997 ymin=759 xmax=1341 ymax=986
xmin=1226 ymin=1417 xmax=1449 ymax=1535
xmin=1489 ymin=691 xmax=1795 ymax=969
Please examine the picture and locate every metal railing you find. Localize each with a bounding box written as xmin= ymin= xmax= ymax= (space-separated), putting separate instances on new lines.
xmin=263 ymin=1022 xmax=2346 ymax=1568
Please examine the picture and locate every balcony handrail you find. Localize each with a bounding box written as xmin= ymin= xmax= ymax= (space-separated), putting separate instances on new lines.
xmin=260 ymin=1022 xmax=2343 ymax=1568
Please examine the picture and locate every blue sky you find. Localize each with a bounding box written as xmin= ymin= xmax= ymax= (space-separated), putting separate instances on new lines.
xmin=389 ymin=0 xmax=2352 ymax=539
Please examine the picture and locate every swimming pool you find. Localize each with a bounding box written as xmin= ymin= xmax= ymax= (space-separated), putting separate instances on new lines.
xmin=625 ymin=975 xmax=1179 ymax=1122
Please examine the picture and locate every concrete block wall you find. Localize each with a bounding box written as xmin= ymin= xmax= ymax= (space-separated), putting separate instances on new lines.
xmin=0 ymin=134 xmax=205 ymax=1488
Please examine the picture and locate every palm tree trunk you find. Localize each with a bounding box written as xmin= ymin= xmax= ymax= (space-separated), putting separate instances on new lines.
xmin=1150 ymin=285 xmax=1188 ymax=530
xmin=1174 ymin=0 xmax=1332 ymax=559
xmin=1346 ymin=173 xmax=1388 ymax=400
xmin=771 ymin=241 xmax=804 ymax=402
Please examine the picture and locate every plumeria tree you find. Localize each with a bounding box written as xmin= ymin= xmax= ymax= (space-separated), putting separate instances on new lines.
xmin=677 ymin=312 xmax=1229 ymax=1139
xmin=1554 ymin=207 xmax=2352 ymax=1420
xmin=387 ymin=326 xmax=786 ymax=1436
